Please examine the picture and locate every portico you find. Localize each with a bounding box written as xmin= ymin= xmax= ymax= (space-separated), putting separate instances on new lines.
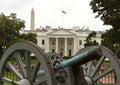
xmin=45 ymin=29 xmax=78 ymax=56
xmin=34 ymin=29 xmax=101 ymax=57
xmin=48 ymin=37 xmax=76 ymax=56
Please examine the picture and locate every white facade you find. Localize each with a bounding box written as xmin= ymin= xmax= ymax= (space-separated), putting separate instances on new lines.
xmin=23 ymin=28 xmax=102 ymax=56
xmin=22 ymin=8 xmax=102 ymax=56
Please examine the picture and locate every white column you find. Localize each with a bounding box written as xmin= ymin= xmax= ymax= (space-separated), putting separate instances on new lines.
xmin=47 ymin=37 xmax=49 ymax=53
xmin=74 ymin=38 xmax=76 ymax=55
xmin=56 ymin=38 xmax=58 ymax=53
xmin=65 ymin=38 xmax=67 ymax=56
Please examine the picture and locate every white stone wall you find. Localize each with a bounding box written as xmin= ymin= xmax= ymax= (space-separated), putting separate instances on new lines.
xmin=37 ymin=36 xmax=47 ymax=52
xmin=24 ymin=29 xmax=102 ymax=56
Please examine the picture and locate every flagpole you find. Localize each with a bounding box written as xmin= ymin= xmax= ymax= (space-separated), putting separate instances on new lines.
xmin=62 ymin=10 xmax=63 ymax=29
xmin=61 ymin=10 xmax=66 ymax=29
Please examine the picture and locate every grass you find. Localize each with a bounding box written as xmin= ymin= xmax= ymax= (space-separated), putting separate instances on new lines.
xmin=4 ymin=82 xmax=10 ymax=85
xmin=3 ymin=72 xmax=19 ymax=85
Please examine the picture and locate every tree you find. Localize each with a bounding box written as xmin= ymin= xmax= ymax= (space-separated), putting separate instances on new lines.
xmin=90 ymin=0 xmax=120 ymax=30
xmin=101 ymin=29 xmax=114 ymax=49
xmin=101 ymin=28 xmax=120 ymax=58
xmin=0 ymin=13 xmax=37 ymax=58
xmin=90 ymin=0 xmax=120 ymax=58
xmin=0 ymin=13 xmax=25 ymax=43
xmin=84 ymin=31 xmax=99 ymax=47
xmin=20 ymin=33 xmax=37 ymax=44
xmin=0 ymin=13 xmax=25 ymax=57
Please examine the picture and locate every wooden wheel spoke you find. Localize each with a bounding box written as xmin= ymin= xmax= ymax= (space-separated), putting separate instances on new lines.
xmin=93 ymin=66 xmax=114 ymax=81
xmin=90 ymin=56 xmax=106 ymax=77
xmin=14 ymin=52 xmax=27 ymax=78
xmin=87 ymin=62 xmax=94 ymax=75
xmin=31 ymin=61 xmax=41 ymax=81
xmin=2 ymin=77 xmax=18 ymax=84
xmin=94 ymin=82 xmax=115 ymax=85
xmin=25 ymin=51 xmax=32 ymax=79
xmin=6 ymin=62 xmax=23 ymax=79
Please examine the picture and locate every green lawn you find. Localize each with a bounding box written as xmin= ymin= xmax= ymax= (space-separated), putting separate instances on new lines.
xmin=3 ymin=73 xmax=18 ymax=85
xmin=4 ymin=82 xmax=10 ymax=85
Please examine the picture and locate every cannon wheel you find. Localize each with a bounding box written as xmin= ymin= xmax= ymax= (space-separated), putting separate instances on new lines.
xmin=75 ymin=46 xmax=120 ymax=85
xmin=46 ymin=52 xmax=74 ymax=85
xmin=46 ymin=52 xmax=63 ymax=66
xmin=0 ymin=42 xmax=56 ymax=85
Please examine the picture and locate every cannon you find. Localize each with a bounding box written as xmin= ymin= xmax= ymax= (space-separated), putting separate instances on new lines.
xmin=0 ymin=42 xmax=120 ymax=85
xmin=38 ymin=46 xmax=102 ymax=85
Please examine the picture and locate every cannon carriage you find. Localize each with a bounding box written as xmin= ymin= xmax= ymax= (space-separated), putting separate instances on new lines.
xmin=0 ymin=41 xmax=120 ymax=85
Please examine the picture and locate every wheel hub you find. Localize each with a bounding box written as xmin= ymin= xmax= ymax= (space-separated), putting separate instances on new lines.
xmin=85 ymin=76 xmax=93 ymax=85
xmin=19 ymin=79 xmax=31 ymax=85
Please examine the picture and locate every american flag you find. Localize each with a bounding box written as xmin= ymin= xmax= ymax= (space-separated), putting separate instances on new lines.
xmin=62 ymin=10 xmax=66 ymax=14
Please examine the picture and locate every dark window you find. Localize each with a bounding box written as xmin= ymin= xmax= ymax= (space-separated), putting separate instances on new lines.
xmin=42 ymin=40 xmax=45 ymax=45
xmin=79 ymin=40 xmax=82 ymax=45
xmin=52 ymin=49 xmax=55 ymax=52
xmin=60 ymin=52 xmax=63 ymax=56
xmin=69 ymin=49 xmax=71 ymax=56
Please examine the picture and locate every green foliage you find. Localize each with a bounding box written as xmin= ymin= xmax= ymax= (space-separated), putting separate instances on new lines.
xmin=90 ymin=0 xmax=120 ymax=30
xmin=84 ymin=40 xmax=99 ymax=47
xmin=0 ymin=13 xmax=25 ymax=46
xmin=0 ymin=13 xmax=25 ymax=57
xmin=0 ymin=13 xmax=37 ymax=58
xmin=20 ymin=33 xmax=37 ymax=44
xmin=101 ymin=28 xmax=120 ymax=58
xmin=101 ymin=29 xmax=119 ymax=47
xmin=84 ymin=31 xmax=99 ymax=47
xmin=63 ymin=56 xmax=72 ymax=60
xmin=90 ymin=0 xmax=120 ymax=58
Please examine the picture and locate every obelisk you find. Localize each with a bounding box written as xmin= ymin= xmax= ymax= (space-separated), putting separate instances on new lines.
xmin=30 ymin=8 xmax=35 ymax=30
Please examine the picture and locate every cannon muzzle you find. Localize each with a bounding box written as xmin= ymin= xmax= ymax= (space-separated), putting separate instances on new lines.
xmin=54 ymin=46 xmax=102 ymax=70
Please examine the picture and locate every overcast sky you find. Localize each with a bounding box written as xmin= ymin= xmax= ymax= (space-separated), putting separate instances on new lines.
xmin=0 ymin=0 xmax=111 ymax=31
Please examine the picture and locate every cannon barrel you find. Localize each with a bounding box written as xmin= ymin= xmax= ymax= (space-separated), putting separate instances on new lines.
xmin=54 ymin=46 xmax=102 ymax=70
xmin=37 ymin=46 xmax=102 ymax=76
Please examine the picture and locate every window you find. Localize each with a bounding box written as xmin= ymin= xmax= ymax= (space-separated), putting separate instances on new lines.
xmin=60 ymin=52 xmax=63 ymax=56
xmin=42 ymin=40 xmax=45 ymax=45
xmin=69 ymin=40 xmax=72 ymax=45
xmin=52 ymin=49 xmax=55 ymax=52
xmin=52 ymin=41 xmax=55 ymax=45
xmin=69 ymin=49 xmax=72 ymax=56
xmin=79 ymin=40 xmax=82 ymax=45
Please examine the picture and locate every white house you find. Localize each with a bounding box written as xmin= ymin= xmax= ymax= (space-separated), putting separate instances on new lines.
xmin=21 ymin=8 xmax=102 ymax=56
xmin=22 ymin=27 xmax=102 ymax=56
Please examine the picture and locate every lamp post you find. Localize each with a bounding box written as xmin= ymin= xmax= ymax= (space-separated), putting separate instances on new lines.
xmin=2 ymin=46 xmax=6 ymax=52
xmin=114 ymin=43 xmax=119 ymax=56
xmin=1 ymin=46 xmax=6 ymax=59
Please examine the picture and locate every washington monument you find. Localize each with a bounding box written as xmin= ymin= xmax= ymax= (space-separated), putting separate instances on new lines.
xmin=30 ymin=8 xmax=35 ymax=30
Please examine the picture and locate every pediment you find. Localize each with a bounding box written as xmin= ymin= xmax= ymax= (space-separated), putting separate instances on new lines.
xmin=47 ymin=29 xmax=76 ymax=36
